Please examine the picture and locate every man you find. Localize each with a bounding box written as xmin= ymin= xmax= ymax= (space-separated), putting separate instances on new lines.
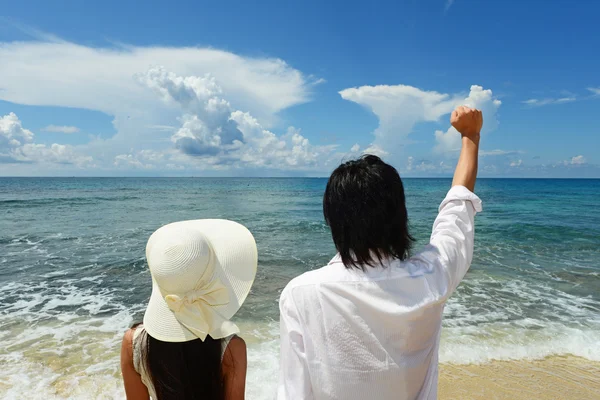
xmin=278 ymin=106 xmax=483 ymax=400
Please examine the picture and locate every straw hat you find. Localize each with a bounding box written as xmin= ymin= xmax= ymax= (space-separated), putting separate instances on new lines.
xmin=143 ymin=219 xmax=257 ymax=342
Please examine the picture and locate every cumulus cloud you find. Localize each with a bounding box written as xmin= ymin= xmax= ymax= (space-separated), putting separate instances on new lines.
xmin=510 ymin=159 xmax=523 ymax=167
xmin=433 ymin=86 xmax=501 ymax=153
xmin=0 ymin=112 xmax=34 ymax=150
xmin=137 ymin=67 xmax=244 ymax=156
xmin=0 ymin=113 xmax=92 ymax=166
xmin=230 ymin=113 xmax=336 ymax=169
xmin=340 ymin=84 xmax=458 ymax=149
xmin=362 ymin=144 xmax=389 ymax=157
xmin=551 ymin=155 xmax=588 ymax=167
xmin=482 ymin=154 xmax=596 ymax=177
xmin=405 ymin=155 xmax=453 ymax=175
xmin=16 ymin=143 xmax=93 ymax=166
xmin=42 ymin=125 xmax=80 ymax=134
xmin=114 ymin=153 xmax=156 ymax=170
xmin=0 ymin=35 xmax=330 ymax=174
xmin=111 ymin=67 xmax=339 ymax=172
xmin=340 ymin=84 xmax=500 ymax=155
xmin=406 ymin=157 xmax=437 ymax=172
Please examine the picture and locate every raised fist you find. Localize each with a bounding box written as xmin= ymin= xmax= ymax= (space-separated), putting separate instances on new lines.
xmin=450 ymin=106 xmax=483 ymax=139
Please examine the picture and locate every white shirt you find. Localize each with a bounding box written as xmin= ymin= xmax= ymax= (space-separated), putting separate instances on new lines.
xmin=277 ymin=185 xmax=482 ymax=400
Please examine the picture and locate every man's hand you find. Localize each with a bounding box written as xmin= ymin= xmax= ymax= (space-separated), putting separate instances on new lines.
xmin=450 ymin=106 xmax=482 ymax=192
xmin=451 ymin=106 xmax=483 ymax=141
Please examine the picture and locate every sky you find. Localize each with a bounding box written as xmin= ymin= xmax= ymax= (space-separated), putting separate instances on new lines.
xmin=0 ymin=0 xmax=598 ymax=177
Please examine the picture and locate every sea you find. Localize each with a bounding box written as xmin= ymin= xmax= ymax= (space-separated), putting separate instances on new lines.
xmin=1 ymin=177 xmax=599 ymax=399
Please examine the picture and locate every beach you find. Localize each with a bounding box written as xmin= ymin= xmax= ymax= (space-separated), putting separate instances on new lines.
xmin=1 ymin=177 xmax=599 ymax=399
xmin=439 ymin=356 xmax=600 ymax=399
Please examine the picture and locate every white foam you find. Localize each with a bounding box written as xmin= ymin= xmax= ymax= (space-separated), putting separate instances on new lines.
xmin=440 ymin=322 xmax=600 ymax=364
xmin=2 ymin=316 xmax=600 ymax=399
xmin=245 ymin=324 xmax=281 ymax=400
xmin=2 ymin=260 xmax=599 ymax=399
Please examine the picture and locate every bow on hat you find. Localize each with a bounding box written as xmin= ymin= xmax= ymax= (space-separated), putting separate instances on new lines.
xmin=164 ymin=277 xmax=239 ymax=341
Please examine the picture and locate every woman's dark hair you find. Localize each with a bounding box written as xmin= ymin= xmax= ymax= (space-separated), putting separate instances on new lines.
xmin=134 ymin=323 xmax=224 ymax=400
xmin=323 ymin=154 xmax=414 ymax=270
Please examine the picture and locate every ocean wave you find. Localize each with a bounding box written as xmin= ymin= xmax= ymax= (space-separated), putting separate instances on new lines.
xmin=0 ymin=195 xmax=141 ymax=207
xmin=440 ymin=322 xmax=600 ymax=364
xmin=1 ymin=177 xmax=599 ymax=398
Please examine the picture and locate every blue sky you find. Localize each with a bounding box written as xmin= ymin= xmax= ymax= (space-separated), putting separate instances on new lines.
xmin=0 ymin=0 xmax=598 ymax=177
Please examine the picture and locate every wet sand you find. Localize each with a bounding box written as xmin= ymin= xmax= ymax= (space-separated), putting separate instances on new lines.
xmin=439 ymin=356 xmax=600 ymax=400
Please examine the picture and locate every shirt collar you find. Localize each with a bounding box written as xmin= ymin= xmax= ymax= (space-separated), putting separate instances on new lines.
xmin=327 ymin=252 xmax=396 ymax=269
xmin=328 ymin=253 xmax=343 ymax=265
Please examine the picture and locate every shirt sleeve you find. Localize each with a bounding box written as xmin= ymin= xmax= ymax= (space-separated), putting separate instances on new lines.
xmin=429 ymin=185 xmax=483 ymax=295
xmin=277 ymin=287 xmax=314 ymax=400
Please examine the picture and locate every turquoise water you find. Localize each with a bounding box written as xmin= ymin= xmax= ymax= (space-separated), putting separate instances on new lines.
xmin=1 ymin=178 xmax=599 ymax=399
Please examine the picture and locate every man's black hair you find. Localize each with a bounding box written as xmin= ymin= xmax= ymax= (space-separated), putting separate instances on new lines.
xmin=323 ymin=154 xmax=414 ymax=270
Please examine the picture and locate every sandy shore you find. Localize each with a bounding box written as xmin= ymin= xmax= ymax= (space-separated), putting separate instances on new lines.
xmin=439 ymin=355 xmax=600 ymax=400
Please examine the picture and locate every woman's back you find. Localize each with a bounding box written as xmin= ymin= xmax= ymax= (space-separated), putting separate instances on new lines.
xmin=122 ymin=324 xmax=247 ymax=400
xmin=120 ymin=219 xmax=256 ymax=400
xmin=133 ymin=325 xmax=235 ymax=399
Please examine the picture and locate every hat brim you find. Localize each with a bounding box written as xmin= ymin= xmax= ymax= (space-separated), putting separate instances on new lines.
xmin=143 ymin=219 xmax=257 ymax=342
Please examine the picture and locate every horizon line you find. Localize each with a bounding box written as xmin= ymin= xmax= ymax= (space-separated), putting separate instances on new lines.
xmin=1 ymin=176 xmax=599 ymax=180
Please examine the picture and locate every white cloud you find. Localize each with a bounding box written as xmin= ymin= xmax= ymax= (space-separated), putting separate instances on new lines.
xmin=146 ymin=125 xmax=177 ymax=132
xmin=404 ymin=156 xmax=453 ymax=174
xmin=104 ymin=67 xmax=339 ymax=173
xmin=42 ymin=125 xmax=80 ymax=134
xmin=409 ymin=158 xmax=437 ymax=172
xmin=0 ymin=112 xmax=34 ymax=151
xmin=433 ymin=85 xmax=501 ymax=153
xmin=445 ymin=0 xmax=455 ymax=11
xmin=480 ymin=149 xmax=522 ymax=156
xmin=0 ymin=37 xmax=329 ymax=174
xmin=340 ymin=84 xmax=458 ymax=149
xmin=362 ymin=144 xmax=388 ymax=157
xmin=556 ymin=97 xmax=576 ymax=103
xmin=230 ymin=113 xmax=336 ymax=169
xmin=415 ymin=161 xmax=437 ymax=172
xmin=554 ymin=155 xmax=588 ymax=167
xmin=137 ymin=67 xmax=244 ymax=156
xmin=113 ymin=149 xmax=189 ymax=171
xmin=16 ymin=143 xmax=93 ymax=166
xmin=114 ymin=153 xmax=154 ymax=169
xmin=588 ymin=87 xmax=600 ymax=96
xmin=340 ymin=84 xmax=500 ymax=155
xmin=522 ymin=97 xmax=576 ymax=107
xmin=0 ymin=112 xmax=92 ymax=166
xmin=0 ymin=40 xmax=310 ymax=125
xmin=350 ymin=144 xmax=360 ymax=152
xmin=510 ymin=159 xmax=523 ymax=167
xmin=134 ymin=67 xmax=337 ymax=170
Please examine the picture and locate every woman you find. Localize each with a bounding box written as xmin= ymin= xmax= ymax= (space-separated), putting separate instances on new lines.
xmin=121 ymin=219 xmax=258 ymax=400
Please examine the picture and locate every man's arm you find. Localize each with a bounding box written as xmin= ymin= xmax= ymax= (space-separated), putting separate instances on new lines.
xmin=450 ymin=106 xmax=482 ymax=192
xmin=427 ymin=106 xmax=483 ymax=295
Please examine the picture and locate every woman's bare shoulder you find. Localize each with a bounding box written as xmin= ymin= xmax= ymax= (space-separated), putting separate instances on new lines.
xmin=222 ymin=336 xmax=247 ymax=369
xmin=121 ymin=327 xmax=136 ymax=362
